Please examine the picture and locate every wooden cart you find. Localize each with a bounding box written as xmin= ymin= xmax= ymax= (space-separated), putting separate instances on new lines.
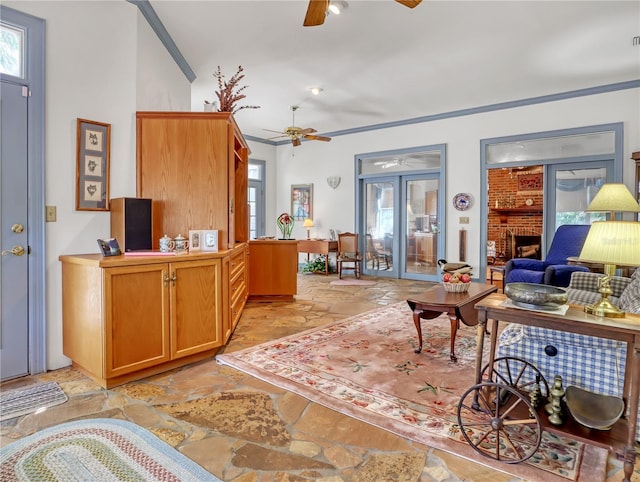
xmin=456 ymin=294 xmax=639 ymax=482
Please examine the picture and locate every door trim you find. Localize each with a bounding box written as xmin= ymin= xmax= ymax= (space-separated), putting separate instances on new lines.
xmin=1 ymin=6 xmax=47 ymax=375
xmin=479 ymin=123 xmax=624 ymax=282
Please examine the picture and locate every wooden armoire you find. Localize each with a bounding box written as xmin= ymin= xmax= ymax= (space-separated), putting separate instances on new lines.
xmin=135 ymin=111 xmax=249 ymax=248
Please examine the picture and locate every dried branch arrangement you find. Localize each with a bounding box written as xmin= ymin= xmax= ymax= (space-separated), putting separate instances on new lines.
xmin=211 ymin=65 xmax=260 ymax=114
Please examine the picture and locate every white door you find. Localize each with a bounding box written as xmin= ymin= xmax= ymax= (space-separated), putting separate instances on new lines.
xmin=1 ymin=80 xmax=30 ymax=380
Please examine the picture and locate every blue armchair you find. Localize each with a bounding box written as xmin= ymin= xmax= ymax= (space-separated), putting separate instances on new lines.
xmin=504 ymin=224 xmax=591 ymax=287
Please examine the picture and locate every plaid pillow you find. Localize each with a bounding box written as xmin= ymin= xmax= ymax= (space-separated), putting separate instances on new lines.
xmin=618 ymin=274 xmax=640 ymax=313
xmin=568 ymin=271 xmax=631 ymax=298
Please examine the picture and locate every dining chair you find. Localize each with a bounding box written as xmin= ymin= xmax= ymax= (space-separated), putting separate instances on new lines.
xmin=337 ymin=232 xmax=362 ymax=279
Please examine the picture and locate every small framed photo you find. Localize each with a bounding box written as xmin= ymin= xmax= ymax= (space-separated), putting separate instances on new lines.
xmin=76 ymin=118 xmax=111 ymax=211
xmin=291 ymin=184 xmax=313 ymax=221
xmin=201 ymin=230 xmax=218 ymax=252
xmin=189 ymin=230 xmax=201 ymax=252
xmin=97 ymin=238 xmax=121 ymax=257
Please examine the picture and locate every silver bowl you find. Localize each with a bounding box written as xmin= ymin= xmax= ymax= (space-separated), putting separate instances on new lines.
xmin=565 ymin=386 xmax=624 ymax=430
xmin=504 ymin=283 xmax=568 ymax=310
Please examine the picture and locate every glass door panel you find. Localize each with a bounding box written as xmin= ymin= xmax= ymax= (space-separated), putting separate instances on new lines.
xmin=545 ymin=161 xmax=613 ymax=246
xmin=405 ymin=178 xmax=439 ymax=277
xmin=364 ymin=180 xmax=396 ymax=274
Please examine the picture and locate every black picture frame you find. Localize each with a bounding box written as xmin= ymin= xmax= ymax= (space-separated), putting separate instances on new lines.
xmin=76 ymin=118 xmax=111 ymax=211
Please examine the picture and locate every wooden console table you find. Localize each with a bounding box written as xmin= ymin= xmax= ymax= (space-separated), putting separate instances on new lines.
xmin=297 ymin=239 xmax=338 ymax=275
xmin=474 ymin=294 xmax=640 ymax=482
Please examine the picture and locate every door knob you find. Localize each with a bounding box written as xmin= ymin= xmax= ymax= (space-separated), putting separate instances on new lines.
xmin=1 ymin=246 xmax=25 ymax=256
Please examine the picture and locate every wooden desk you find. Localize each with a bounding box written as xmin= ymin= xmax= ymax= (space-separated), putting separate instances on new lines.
xmin=297 ymin=239 xmax=338 ymax=275
xmin=406 ymin=282 xmax=497 ymax=362
xmin=248 ymin=240 xmax=298 ymax=301
xmin=475 ymin=294 xmax=640 ymax=482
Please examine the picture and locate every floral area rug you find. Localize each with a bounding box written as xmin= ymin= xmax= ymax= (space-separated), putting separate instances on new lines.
xmin=0 ymin=418 xmax=220 ymax=481
xmin=217 ymin=301 xmax=608 ymax=482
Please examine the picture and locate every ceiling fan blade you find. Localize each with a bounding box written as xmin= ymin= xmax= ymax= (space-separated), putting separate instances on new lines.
xmin=304 ymin=135 xmax=331 ymax=142
xmin=395 ymin=0 xmax=422 ymax=8
xmin=298 ymin=128 xmax=317 ymax=136
xmin=263 ymin=128 xmax=286 ymax=134
xmin=292 ymin=137 xmax=302 ymax=147
xmin=303 ymin=0 xmax=329 ymax=26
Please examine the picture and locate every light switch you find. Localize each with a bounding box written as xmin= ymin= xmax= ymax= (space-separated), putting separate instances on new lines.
xmin=459 ymin=216 xmax=469 ymax=224
xmin=46 ymin=205 xmax=57 ymax=222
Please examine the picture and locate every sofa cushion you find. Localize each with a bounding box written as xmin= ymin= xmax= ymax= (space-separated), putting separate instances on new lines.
xmin=618 ymin=269 xmax=640 ymax=313
xmin=567 ymin=271 xmax=631 ymax=298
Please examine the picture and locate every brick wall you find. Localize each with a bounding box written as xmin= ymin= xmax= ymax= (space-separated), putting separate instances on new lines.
xmin=488 ymin=168 xmax=543 ymax=262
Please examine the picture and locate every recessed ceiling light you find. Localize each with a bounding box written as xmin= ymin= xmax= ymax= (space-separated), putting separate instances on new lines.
xmin=310 ymin=87 xmax=323 ymax=96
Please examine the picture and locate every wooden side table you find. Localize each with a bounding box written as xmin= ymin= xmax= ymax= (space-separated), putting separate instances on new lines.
xmin=489 ymin=265 xmax=505 ymax=286
xmin=406 ymin=282 xmax=497 ymax=362
xmin=475 ymin=294 xmax=640 ymax=482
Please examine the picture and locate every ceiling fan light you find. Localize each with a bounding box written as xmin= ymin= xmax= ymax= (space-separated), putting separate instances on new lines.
xmin=329 ymin=1 xmax=348 ymax=15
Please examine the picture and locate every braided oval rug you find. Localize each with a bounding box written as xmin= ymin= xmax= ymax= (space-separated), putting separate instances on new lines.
xmin=0 ymin=418 xmax=220 ymax=482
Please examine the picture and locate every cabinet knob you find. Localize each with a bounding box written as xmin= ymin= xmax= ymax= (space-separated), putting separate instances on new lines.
xmin=170 ymin=272 xmax=177 ymax=286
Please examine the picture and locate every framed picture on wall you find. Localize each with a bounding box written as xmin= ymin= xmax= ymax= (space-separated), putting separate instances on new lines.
xmin=291 ymin=184 xmax=313 ymax=220
xmin=76 ymin=118 xmax=111 ymax=211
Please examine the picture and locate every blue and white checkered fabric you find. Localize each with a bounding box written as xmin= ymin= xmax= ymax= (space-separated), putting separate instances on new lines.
xmin=498 ymin=324 xmax=639 ymax=440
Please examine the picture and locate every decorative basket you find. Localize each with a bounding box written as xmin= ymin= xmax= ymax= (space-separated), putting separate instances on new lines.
xmin=442 ymin=281 xmax=471 ymax=293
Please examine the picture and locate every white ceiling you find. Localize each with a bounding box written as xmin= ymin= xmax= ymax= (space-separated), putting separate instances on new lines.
xmin=148 ymin=0 xmax=640 ymax=142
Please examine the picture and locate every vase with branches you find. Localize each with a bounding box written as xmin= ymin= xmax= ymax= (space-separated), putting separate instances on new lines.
xmin=207 ymin=65 xmax=260 ymax=114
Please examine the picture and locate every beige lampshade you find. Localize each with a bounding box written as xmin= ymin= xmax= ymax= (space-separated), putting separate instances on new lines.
xmin=586 ymin=184 xmax=640 ymax=213
xmin=303 ymin=218 xmax=314 ymax=228
xmin=578 ymin=221 xmax=640 ymax=267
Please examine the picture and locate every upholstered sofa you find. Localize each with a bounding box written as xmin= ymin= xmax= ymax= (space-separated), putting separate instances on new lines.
xmin=498 ymin=268 xmax=640 ymax=439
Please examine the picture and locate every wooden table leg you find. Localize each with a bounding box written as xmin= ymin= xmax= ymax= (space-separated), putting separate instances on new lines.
xmin=412 ymin=309 xmax=423 ymax=354
xmin=448 ymin=314 xmax=459 ymax=362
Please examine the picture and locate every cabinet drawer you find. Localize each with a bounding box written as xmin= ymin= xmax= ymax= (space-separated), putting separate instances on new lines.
xmin=229 ymin=249 xmax=245 ymax=280
xmin=230 ymin=270 xmax=246 ymax=303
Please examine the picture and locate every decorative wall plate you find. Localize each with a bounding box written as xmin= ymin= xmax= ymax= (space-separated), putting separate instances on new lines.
xmin=453 ymin=193 xmax=473 ymax=211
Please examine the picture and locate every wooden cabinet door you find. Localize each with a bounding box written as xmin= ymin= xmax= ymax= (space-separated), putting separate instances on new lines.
xmin=104 ymin=264 xmax=170 ymax=378
xmin=170 ymin=259 xmax=223 ymax=359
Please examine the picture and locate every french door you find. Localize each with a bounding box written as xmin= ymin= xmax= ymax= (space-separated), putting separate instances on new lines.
xmin=361 ymin=174 xmax=440 ymax=281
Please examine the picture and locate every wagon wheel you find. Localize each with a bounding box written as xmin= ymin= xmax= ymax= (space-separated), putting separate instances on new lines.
xmin=457 ymin=382 xmax=543 ymax=463
xmin=481 ymin=356 xmax=550 ymax=400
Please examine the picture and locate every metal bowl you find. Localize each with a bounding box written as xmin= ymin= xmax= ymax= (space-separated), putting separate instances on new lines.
xmin=565 ymin=385 xmax=624 ymax=430
xmin=504 ymin=283 xmax=568 ymax=310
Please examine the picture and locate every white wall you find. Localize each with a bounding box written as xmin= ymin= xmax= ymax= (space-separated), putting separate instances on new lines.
xmin=272 ymin=88 xmax=639 ymax=271
xmin=5 ymin=1 xmax=191 ymax=370
xmin=136 ymin=13 xmax=191 ymax=111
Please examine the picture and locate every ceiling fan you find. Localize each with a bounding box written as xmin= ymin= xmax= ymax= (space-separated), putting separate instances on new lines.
xmin=264 ymin=106 xmax=332 ymax=147
xmin=304 ymin=0 xmax=422 ymax=27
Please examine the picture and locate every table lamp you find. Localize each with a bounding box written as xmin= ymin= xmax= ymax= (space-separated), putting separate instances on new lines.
xmin=586 ymin=183 xmax=640 ymax=219
xmin=303 ymin=218 xmax=314 ymax=239
xmin=577 ymin=221 xmax=640 ymax=318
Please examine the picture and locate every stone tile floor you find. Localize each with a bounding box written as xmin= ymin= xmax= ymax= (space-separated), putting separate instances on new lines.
xmin=1 ymin=274 xmax=638 ymax=481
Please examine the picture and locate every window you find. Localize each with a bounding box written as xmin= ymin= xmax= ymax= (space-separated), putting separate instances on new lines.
xmin=248 ymin=160 xmax=265 ymax=239
xmin=0 ymin=22 xmax=24 ymax=78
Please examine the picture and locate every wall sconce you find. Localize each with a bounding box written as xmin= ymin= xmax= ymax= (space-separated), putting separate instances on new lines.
xmin=327 ymin=176 xmax=341 ymax=189
xmin=303 ymin=218 xmax=314 ymax=239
